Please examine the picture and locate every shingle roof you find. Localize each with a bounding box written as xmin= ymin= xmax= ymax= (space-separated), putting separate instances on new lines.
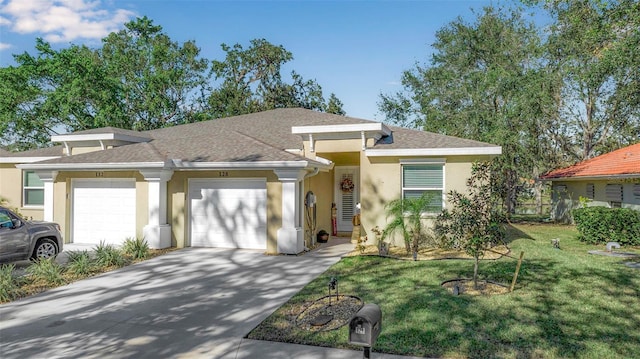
xmin=14 ymin=108 xmax=499 ymax=167
xmin=376 ymin=126 xmax=497 ymax=149
xmin=1 ymin=146 xmax=64 ymax=157
xmin=146 ymin=108 xmax=373 ymax=150
xmin=33 ymin=142 xmax=166 ymax=164
xmin=541 ymin=143 xmax=640 ymax=179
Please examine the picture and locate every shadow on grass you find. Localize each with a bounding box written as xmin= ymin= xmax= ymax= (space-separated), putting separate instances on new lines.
xmin=250 ymin=249 xmax=640 ymax=359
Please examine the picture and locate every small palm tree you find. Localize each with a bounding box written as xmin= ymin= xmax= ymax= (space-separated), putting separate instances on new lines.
xmin=383 ymin=192 xmax=435 ymax=254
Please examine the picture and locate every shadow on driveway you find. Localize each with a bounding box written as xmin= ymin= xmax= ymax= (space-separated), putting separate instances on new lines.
xmin=0 ymin=246 xmax=348 ymax=359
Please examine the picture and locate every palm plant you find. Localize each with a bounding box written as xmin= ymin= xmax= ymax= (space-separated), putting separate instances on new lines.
xmin=383 ymin=192 xmax=435 ymax=254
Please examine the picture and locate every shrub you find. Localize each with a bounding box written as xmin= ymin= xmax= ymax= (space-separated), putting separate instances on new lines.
xmin=572 ymin=206 xmax=640 ymax=245
xmin=0 ymin=264 xmax=20 ymax=302
xmin=94 ymin=241 xmax=127 ymax=267
xmin=26 ymin=258 xmax=66 ymax=286
xmin=122 ymin=237 xmax=150 ymax=260
xmin=66 ymin=250 xmax=95 ymax=277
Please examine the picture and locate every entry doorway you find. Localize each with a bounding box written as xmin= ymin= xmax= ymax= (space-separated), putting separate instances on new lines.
xmin=334 ymin=166 xmax=359 ymax=232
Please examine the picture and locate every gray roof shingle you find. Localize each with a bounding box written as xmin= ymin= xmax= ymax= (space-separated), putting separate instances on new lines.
xmin=13 ymin=108 xmax=499 ymax=167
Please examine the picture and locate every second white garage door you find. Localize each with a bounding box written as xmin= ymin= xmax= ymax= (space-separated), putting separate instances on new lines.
xmin=72 ymin=179 xmax=136 ymax=245
xmin=189 ymin=178 xmax=267 ymax=249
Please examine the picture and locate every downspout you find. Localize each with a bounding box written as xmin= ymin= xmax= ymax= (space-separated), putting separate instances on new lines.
xmin=304 ymin=167 xmax=320 ymax=179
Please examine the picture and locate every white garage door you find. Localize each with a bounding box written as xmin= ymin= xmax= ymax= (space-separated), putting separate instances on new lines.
xmin=72 ymin=179 xmax=136 ymax=245
xmin=189 ymin=178 xmax=267 ymax=249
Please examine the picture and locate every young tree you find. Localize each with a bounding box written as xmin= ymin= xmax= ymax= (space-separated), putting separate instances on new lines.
xmin=434 ymin=162 xmax=505 ymax=289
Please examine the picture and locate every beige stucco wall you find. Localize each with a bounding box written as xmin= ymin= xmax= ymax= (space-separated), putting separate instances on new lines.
xmin=167 ymin=170 xmax=282 ymax=253
xmin=550 ymin=179 xmax=640 ymax=222
xmin=359 ymin=154 xmax=494 ymax=247
xmin=303 ymin=169 xmax=334 ymax=243
xmin=69 ymin=146 xmax=105 ymax=156
xmin=0 ymin=164 xmax=45 ymax=220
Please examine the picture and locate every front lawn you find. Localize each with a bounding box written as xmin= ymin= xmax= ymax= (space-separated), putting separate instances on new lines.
xmin=248 ymin=224 xmax=640 ymax=358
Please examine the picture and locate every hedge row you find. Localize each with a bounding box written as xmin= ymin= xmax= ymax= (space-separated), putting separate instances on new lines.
xmin=572 ymin=207 xmax=640 ymax=245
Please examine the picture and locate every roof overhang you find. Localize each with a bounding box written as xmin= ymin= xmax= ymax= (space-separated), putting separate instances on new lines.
xmin=51 ymin=133 xmax=151 ymax=143
xmin=365 ymin=146 xmax=503 ymax=157
xmin=17 ymin=159 xmax=334 ymax=172
xmin=0 ymin=156 xmax=60 ymax=164
xmin=17 ymin=162 xmax=168 ymax=171
xmin=292 ymin=123 xmax=392 ymax=141
xmin=171 ymin=159 xmax=333 ymax=171
xmin=51 ymin=133 xmax=151 ymax=152
xmin=540 ymin=174 xmax=640 ymax=182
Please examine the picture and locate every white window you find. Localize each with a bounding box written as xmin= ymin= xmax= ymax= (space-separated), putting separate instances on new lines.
xmin=402 ymin=163 xmax=444 ymax=212
xmin=23 ymin=171 xmax=44 ymax=207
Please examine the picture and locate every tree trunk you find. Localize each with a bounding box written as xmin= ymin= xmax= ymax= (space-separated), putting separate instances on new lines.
xmin=473 ymin=256 xmax=479 ymax=289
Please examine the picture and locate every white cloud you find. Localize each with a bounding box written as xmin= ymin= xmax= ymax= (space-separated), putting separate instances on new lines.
xmin=0 ymin=0 xmax=135 ymax=43
xmin=0 ymin=16 xmax=10 ymax=26
xmin=0 ymin=43 xmax=11 ymax=51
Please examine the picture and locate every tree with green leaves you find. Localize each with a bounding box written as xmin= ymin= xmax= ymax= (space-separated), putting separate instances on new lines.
xmin=379 ymin=6 xmax=554 ymax=214
xmin=532 ymin=0 xmax=640 ymax=160
xmin=1 ymin=17 xmax=209 ymax=149
xmin=99 ymin=16 xmax=210 ymax=130
xmin=326 ymin=93 xmax=346 ymax=115
xmin=208 ymin=38 xmax=344 ymax=117
xmin=435 ymin=162 xmax=505 ymax=289
xmin=1 ymin=41 xmax=119 ymax=150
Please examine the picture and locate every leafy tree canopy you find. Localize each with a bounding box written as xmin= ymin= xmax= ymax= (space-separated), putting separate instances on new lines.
xmin=1 ymin=20 xmax=345 ymax=150
xmin=207 ymin=38 xmax=343 ymax=118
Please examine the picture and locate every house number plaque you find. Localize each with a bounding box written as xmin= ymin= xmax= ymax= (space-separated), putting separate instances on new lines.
xmin=95 ymin=171 xmax=104 ymax=177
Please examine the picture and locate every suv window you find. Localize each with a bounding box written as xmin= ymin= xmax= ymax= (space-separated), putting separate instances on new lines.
xmin=0 ymin=209 xmax=14 ymax=228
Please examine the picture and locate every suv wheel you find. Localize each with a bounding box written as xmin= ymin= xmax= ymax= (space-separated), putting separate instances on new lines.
xmin=31 ymin=238 xmax=59 ymax=261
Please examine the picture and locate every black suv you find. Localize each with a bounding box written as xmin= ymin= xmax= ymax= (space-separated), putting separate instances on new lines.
xmin=0 ymin=206 xmax=63 ymax=262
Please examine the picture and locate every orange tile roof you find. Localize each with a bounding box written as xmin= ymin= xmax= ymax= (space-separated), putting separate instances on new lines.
xmin=541 ymin=143 xmax=640 ymax=179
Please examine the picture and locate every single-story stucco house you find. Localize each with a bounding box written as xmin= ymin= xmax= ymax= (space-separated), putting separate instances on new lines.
xmin=540 ymin=142 xmax=640 ymax=222
xmin=0 ymin=108 xmax=502 ymax=254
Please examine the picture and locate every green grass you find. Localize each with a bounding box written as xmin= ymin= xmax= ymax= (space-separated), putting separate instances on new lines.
xmin=248 ymin=224 xmax=640 ymax=358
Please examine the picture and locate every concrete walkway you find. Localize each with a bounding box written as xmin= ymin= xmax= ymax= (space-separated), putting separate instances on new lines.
xmin=0 ymin=238 xmax=428 ymax=359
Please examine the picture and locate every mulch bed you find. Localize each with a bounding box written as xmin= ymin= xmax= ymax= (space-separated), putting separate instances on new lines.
xmin=295 ymin=295 xmax=364 ymax=331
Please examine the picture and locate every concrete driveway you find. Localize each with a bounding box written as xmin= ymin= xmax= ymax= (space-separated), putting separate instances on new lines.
xmin=0 ymin=240 xmax=425 ymax=359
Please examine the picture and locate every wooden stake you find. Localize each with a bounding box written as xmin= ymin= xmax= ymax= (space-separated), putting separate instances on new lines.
xmin=510 ymin=251 xmax=524 ymax=292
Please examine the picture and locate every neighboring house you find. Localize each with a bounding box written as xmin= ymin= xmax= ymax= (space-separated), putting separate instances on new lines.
xmin=540 ymin=143 xmax=640 ymax=222
xmin=0 ymin=108 xmax=501 ymax=254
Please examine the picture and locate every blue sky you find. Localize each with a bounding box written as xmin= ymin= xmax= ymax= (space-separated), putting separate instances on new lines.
xmin=0 ymin=0 xmax=531 ymax=121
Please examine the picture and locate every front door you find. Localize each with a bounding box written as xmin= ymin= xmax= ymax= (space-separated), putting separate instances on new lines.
xmin=334 ymin=166 xmax=359 ymax=232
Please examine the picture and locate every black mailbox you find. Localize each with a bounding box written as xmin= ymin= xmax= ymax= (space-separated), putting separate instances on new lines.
xmin=349 ymin=303 xmax=382 ymax=347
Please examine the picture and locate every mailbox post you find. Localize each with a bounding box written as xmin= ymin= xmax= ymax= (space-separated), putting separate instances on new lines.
xmin=349 ymin=303 xmax=382 ymax=359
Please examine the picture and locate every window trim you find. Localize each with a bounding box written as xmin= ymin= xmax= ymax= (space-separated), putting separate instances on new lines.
xmin=400 ymin=160 xmax=445 ymax=213
xmin=22 ymin=170 xmax=45 ymax=208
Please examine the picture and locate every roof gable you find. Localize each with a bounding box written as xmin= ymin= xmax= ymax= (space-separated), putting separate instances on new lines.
xmin=541 ymin=143 xmax=640 ymax=180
